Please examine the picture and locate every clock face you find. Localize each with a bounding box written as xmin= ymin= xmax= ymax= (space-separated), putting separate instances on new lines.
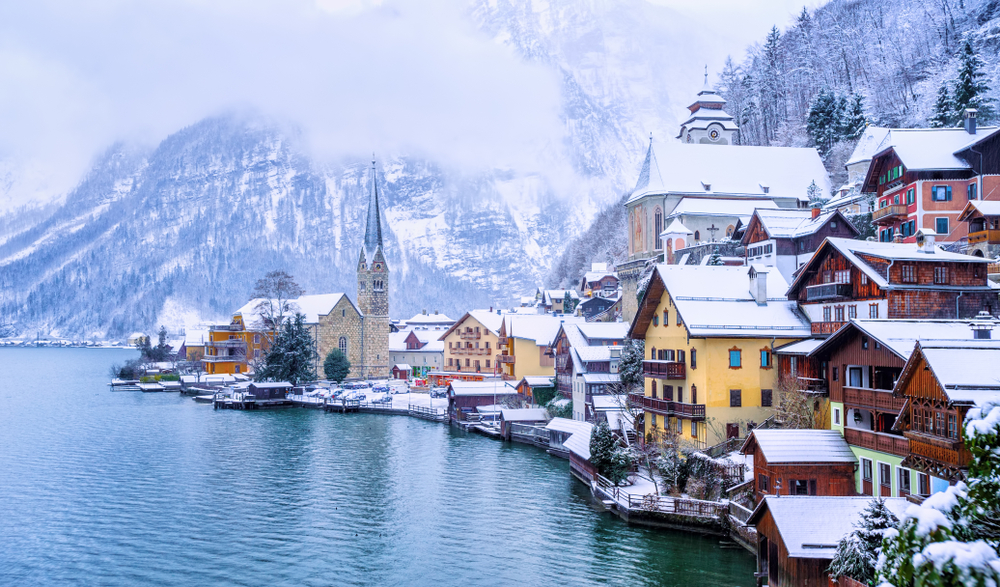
xmin=709 ymin=128 xmax=720 ymax=141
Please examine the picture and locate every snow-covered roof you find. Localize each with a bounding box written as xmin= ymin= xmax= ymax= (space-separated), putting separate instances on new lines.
xmin=577 ymin=322 xmax=628 ymax=342
xmin=237 ymin=293 xmax=349 ymax=324
xmin=448 ymin=380 xmax=518 ymax=396
xmin=500 ymin=408 xmax=549 ymax=422
xmin=641 ymin=265 xmax=811 ymax=338
xmin=960 ymin=200 xmax=1000 ymax=219
xmin=750 ymin=496 xmax=910 ymax=559
xmin=813 ymin=319 xmax=994 ymax=361
xmin=870 ymin=127 xmax=1000 ymax=170
xmin=439 ymin=310 xmax=505 ymax=340
xmin=628 ymin=142 xmax=829 ymax=203
xmin=745 ymin=208 xmax=856 ymax=242
xmin=542 ymin=290 xmax=580 ymax=305
xmin=545 ymin=417 xmax=593 ymax=435
xmin=667 ymin=197 xmax=778 ymax=219
xmin=845 ymin=126 xmax=891 ymax=166
xmin=915 ymin=341 xmax=1000 ymax=406
xmin=592 ymin=395 xmax=627 ymax=410
xmin=184 ymin=329 xmax=209 ymax=346
xmin=393 ymin=363 xmax=412 ymax=371
xmin=823 ymin=191 xmax=868 ymax=210
xmin=389 ymin=330 xmax=445 ymax=353
xmin=559 ymin=323 xmax=627 ymax=363
xmin=660 ymin=218 xmax=693 ymax=236
xmin=582 ymin=373 xmax=621 ymax=384
xmin=743 ymin=429 xmax=856 ymax=464
xmin=517 ymin=376 xmax=555 ymax=388
xmin=773 ymin=338 xmax=824 ymax=356
xmin=562 ymin=423 xmax=595 ymax=461
xmin=507 ymin=314 xmax=584 ymax=347
xmin=790 ymin=237 xmax=991 ymax=293
xmin=582 ymin=270 xmax=618 ymax=283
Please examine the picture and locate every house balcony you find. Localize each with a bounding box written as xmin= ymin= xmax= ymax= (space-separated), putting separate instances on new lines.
xmin=844 ymin=427 xmax=909 ymax=457
xmin=968 ymin=229 xmax=1000 ymax=245
xmin=629 ymin=393 xmax=705 ymax=420
xmin=459 ymin=331 xmax=481 ymax=340
xmin=904 ymin=431 xmax=972 ymax=470
xmin=642 ymin=360 xmax=685 ymax=380
xmin=811 ymin=321 xmax=848 ymax=335
xmin=208 ymin=339 xmax=247 ymax=349
xmin=497 ymin=354 xmax=515 ymax=364
xmin=451 ymin=347 xmax=491 ymax=356
xmin=202 ymin=354 xmax=246 ymax=363
xmin=210 ymin=324 xmax=245 ymax=332
xmin=805 ymin=282 xmax=852 ymax=301
xmin=497 ymin=337 xmax=509 ymax=346
xmin=839 ymin=385 xmax=906 ymax=412
xmin=873 ymin=204 xmax=908 ymax=224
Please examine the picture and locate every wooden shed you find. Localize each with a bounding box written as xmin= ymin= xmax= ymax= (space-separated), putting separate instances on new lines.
xmin=499 ymin=408 xmax=549 ymax=441
xmin=741 ymin=429 xmax=857 ymax=505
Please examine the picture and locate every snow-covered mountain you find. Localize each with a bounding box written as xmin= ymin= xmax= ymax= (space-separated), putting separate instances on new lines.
xmin=0 ymin=0 xmax=706 ymax=339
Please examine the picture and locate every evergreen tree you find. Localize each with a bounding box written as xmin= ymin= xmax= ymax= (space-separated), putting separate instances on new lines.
xmin=707 ymin=247 xmax=724 ymax=265
xmin=952 ymin=39 xmax=994 ymax=124
xmin=562 ymin=290 xmax=578 ymax=314
xmin=589 ymin=421 xmax=631 ymax=484
xmin=323 ymin=349 xmax=351 ymax=383
xmin=807 ymin=180 xmax=824 ymax=204
xmin=152 ymin=325 xmax=172 ymax=362
xmin=929 ymin=84 xmax=956 ymax=128
xmin=618 ymin=338 xmax=645 ymax=387
xmin=256 ymin=312 xmax=318 ymax=385
xmin=840 ymin=93 xmax=868 ymax=140
xmin=828 ymin=498 xmax=899 ymax=583
xmin=807 ymin=88 xmax=841 ymax=155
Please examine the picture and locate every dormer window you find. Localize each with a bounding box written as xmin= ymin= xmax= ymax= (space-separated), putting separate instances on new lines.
xmin=760 ymin=185 xmax=770 ymax=194
xmin=701 ymin=182 xmax=711 ymax=191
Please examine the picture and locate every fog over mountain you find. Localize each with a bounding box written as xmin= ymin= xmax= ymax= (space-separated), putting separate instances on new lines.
xmin=0 ymin=0 xmax=808 ymax=339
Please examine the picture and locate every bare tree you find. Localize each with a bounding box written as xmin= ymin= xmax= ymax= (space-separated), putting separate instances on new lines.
xmin=774 ymin=375 xmax=830 ymax=429
xmin=250 ymin=271 xmax=303 ymax=338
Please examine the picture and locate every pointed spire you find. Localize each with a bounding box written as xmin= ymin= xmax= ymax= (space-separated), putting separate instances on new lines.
xmin=363 ymin=156 xmax=383 ymax=259
xmin=633 ymin=133 xmax=665 ymax=194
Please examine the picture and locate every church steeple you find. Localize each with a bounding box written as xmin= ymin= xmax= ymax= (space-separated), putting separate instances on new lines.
xmin=363 ymin=156 xmax=384 ymax=260
xmin=677 ymin=68 xmax=738 ymax=144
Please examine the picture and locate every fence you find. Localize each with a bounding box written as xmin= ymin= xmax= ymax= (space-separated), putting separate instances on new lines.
xmin=594 ymin=473 xmax=726 ymax=519
xmin=728 ymin=501 xmax=754 ymax=525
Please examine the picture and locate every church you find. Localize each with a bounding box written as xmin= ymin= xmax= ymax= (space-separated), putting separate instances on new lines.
xmin=229 ymin=158 xmax=391 ymax=380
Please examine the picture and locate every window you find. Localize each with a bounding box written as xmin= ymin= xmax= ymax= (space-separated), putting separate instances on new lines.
xmin=834 ymin=408 xmax=841 ymax=425
xmin=465 ymin=359 xmax=470 ymax=367
xmin=342 ymin=309 xmax=346 ymax=317
xmin=730 ymin=389 xmax=742 ymax=407
xmin=899 ymin=468 xmax=911 ymax=495
xmin=861 ymin=274 xmax=868 ymax=285
xmin=894 ymin=194 xmax=899 ymax=205
xmin=862 ymin=458 xmax=873 ymax=482
xmin=650 ymin=413 xmax=657 ymax=428
xmin=760 ymin=349 xmax=771 ymax=368
xmin=691 ymin=421 xmax=698 ymax=438
xmin=835 ymin=269 xmax=850 ymax=283
xmin=676 ymin=418 xmax=683 ymax=433
xmin=932 ymin=185 xmax=952 ymax=201
xmin=690 ymin=385 xmax=696 ymax=404
xmin=729 ymin=349 xmax=741 ymax=368
xmin=861 ymin=335 xmax=869 ymax=350
xmin=906 ymin=188 xmax=915 ymax=204
xmin=654 ymin=208 xmax=663 ymax=250
xmin=833 ymin=366 xmax=839 ymax=382
xmin=652 ymin=315 xmax=659 ymax=326
xmin=935 ymin=411 xmax=945 ymax=436
xmin=934 ymin=267 xmax=949 ymax=285
xmin=254 ymin=334 xmax=261 ymax=344
xmin=936 ymin=217 xmax=949 ymax=235
xmin=663 ymin=309 xmax=669 ymax=325
xmin=792 ymin=479 xmax=815 ymax=495
xmin=869 ymin=304 xmax=880 ymax=319
xmin=677 ymin=311 xmax=682 ymax=326
xmin=694 ymin=230 xmax=700 ymax=241
xmin=901 ymin=265 xmax=916 ymax=283
xmin=761 ymin=388 xmax=773 ymax=407
xmin=485 ymin=360 xmax=490 ymax=368
xmin=835 ymin=306 xmax=845 ymax=322
xmin=690 ymin=349 xmax=696 ymax=369
xmin=969 ymin=183 xmax=978 ymax=200
xmin=848 ymin=305 xmax=857 ymax=319
xmin=448 ymin=358 xmax=453 ymax=366
xmin=879 ymin=463 xmax=891 ymax=488
xmin=664 ymin=385 xmax=674 ymax=401
xmin=651 ymin=380 xmax=657 ymax=399
xmin=650 ymin=347 xmax=656 ymax=360
xmin=948 ymin=414 xmax=957 ymax=439
xmin=339 ymin=336 xmax=348 ymax=354
xmin=759 ymin=474 xmax=770 ymax=493
xmin=677 ymin=349 xmax=685 ymax=363
xmin=918 ymin=473 xmax=930 ymax=496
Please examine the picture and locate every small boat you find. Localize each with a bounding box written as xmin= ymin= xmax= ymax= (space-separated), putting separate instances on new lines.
xmin=193 ymin=395 xmax=215 ymax=403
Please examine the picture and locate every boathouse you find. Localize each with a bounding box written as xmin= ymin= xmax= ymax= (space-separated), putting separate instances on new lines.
xmin=562 ymin=421 xmax=596 ymax=483
xmin=248 ymin=382 xmax=292 ymax=400
xmin=447 ymin=380 xmax=520 ymax=423
xmin=740 ymin=429 xmax=857 ymax=505
xmin=499 ymin=408 xmax=549 ymax=441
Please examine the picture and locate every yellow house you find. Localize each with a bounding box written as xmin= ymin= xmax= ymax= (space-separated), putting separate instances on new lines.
xmin=203 ymin=314 xmax=268 ymax=375
xmin=438 ymin=310 xmax=504 ymax=379
xmin=628 ymin=265 xmax=811 ymax=448
xmin=497 ymin=313 xmax=583 ymax=381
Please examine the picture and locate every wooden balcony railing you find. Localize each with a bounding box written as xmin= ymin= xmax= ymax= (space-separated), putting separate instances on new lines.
xmin=459 ymin=331 xmax=481 ymax=340
xmin=873 ymin=204 xmax=908 ymax=223
xmin=842 ymin=385 xmax=906 ymax=412
xmin=844 ymin=427 xmax=909 ymax=457
xmin=642 ymin=360 xmax=685 ymax=380
xmin=797 ymin=376 xmax=828 ymax=395
xmin=905 ymin=432 xmax=972 ymax=469
xmin=497 ymin=354 xmax=515 ymax=364
xmin=629 ymin=393 xmax=705 ymax=420
xmin=497 ymin=337 xmax=509 ymax=346
xmin=812 ymin=321 xmax=848 ymax=335
xmin=805 ymin=282 xmax=852 ymax=301
xmin=450 ymin=347 xmax=491 ymax=356
xmin=968 ymin=229 xmax=1000 ymax=244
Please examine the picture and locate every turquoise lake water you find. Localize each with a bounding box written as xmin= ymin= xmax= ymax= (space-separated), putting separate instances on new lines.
xmin=0 ymin=347 xmax=755 ymax=586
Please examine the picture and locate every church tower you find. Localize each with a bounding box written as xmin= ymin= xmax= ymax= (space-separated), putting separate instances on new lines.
xmin=677 ymin=67 xmax=739 ymax=145
xmin=357 ymin=157 xmax=390 ymax=379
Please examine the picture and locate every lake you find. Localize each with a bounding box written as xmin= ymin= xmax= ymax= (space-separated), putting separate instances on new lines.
xmin=0 ymin=347 xmax=755 ymax=586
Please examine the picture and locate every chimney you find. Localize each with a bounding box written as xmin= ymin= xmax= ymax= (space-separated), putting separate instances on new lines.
xmin=422 ymin=309 xmax=427 ymax=315
xmin=749 ymin=267 xmax=768 ymax=306
xmin=966 ymin=108 xmax=978 ymax=135
xmin=915 ymin=228 xmax=937 ymax=254
xmin=971 ymin=310 xmax=996 ymax=339
xmin=434 ymin=310 xmax=438 ymax=315
xmin=811 ymin=204 xmax=821 ymax=219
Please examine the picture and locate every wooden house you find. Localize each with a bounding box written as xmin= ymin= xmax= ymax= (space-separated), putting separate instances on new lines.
xmin=741 ymin=207 xmax=858 ymax=283
xmin=862 ymin=116 xmax=1000 ymax=243
xmin=499 ymin=408 xmax=549 ymax=441
xmin=514 ymin=376 xmax=555 ymax=406
xmin=247 ymin=382 xmax=292 ymax=400
xmin=576 ymin=295 xmax=618 ymax=321
xmin=446 ymin=380 xmax=520 ymax=423
xmin=391 ymin=364 xmax=411 ymax=380
xmin=740 ymin=429 xmax=857 ymax=505
xmin=958 ymin=200 xmax=1000 ymax=258
xmin=578 ymin=263 xmax=619 ymax=298
xmin=628 ymin=265 xmax=811 ymax=448
xmin=551 ymin=322 xmax=627 ymax=420
xmin=893 ymin=324 xmax=1000 ymax=487
xmin=786 ymin=236 xmax=995 ymax=336
xmin=561 ymin=421 xmax=597 ymax=483
xmin=749 ymin=496 xmax=909 ymax=587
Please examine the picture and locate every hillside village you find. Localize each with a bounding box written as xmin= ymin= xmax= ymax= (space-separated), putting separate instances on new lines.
xmin=88 ymin=78 xmax=1000 ymax=586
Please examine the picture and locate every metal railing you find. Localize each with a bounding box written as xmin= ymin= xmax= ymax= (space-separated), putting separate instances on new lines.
xmin=728 ymin=501 xmax=754 ymax=524
xmin=202 ymin=354 xmax=246 ymax=363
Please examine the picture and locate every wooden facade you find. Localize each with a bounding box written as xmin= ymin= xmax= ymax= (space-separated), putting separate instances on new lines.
xmin=752 ymin=507 xmax=835 ymax=587
xmin=742 ymin=435 xmax=855 ymax=505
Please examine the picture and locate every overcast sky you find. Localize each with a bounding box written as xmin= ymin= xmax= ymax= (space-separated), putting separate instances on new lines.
xmin=0 ymin=0 xmax=822 ymax=209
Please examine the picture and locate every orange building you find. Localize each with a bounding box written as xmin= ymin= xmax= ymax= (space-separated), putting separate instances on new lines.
xmin=202 ymin=314 xmax=268 ymax=375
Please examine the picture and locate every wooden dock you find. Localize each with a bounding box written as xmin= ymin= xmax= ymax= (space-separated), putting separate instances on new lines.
xmin=323 ymin=398 xmax=361 ymax=413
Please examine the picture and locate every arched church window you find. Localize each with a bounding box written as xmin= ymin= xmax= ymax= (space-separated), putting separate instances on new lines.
xmin=726 ymin=225 xmax=734 ymax=237
xmin=339 ymin=337 xmax=348 ymax=355
xmin=694 ymin=230 xmax=700 ymax=241
xmin=654 ymin=208 xmax=663 ymax=250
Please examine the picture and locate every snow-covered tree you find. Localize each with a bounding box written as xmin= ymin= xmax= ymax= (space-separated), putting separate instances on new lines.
xmin=707 ymin=248 xmax=724 ymax=266
xmin=877 ymin=402 xmax=1000 ymax=586
xmin=251 ymin=270 xmax=304 ymax=337
xmin=323 ymin=349 xmax=350 ymax=383
xmin=840 ymin=93 xmax=868 ymax=140
xmin=562 ymin=290 xmax=578 ymax=314
xmin=256 ymin=312 xmax=317 ymax=385
xmin=929 ymin=84 xmax=956 ymax=128
xmin=807 ymin=88 xmax=841 ymax=155
xmin=618 ymin=338 xmax=645 ymax=387
xmin=952 ymin=39 xmax=994 ymax=125
xmin=828 ymin=498 xmax=899 ymax=583
xmin=807 ymin=180 xmax=824 ymax=205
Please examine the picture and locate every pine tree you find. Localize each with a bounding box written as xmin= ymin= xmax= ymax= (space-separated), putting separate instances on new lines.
xmin=807 ymin=88 xmax=840 ymax=155
xmin=707 ymin=247 xmax=724 ymax=265
xmin=929 ymin=84 xmax=956 ymax=128
xmin=562 ymin=290 xmax=578 ymax=314
xmin=828 ymin=498 xmax=899 ymax=583
xmin=807 ymin=180 xmax=824 ymax=204
xmin=618 ymin=338 xmax=645 ymax=387
xmin=840 ymin=93 xmax=868 ymax=140
xmin=952 ymin=39 xmax=994 ymax=124
xmin=323 ymin=349 xmax=351 ymax=383
xmin=256 ymin=312 xmax=318 ymax=385
xmin=589 ymin=421 xmax=632 ymax=484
